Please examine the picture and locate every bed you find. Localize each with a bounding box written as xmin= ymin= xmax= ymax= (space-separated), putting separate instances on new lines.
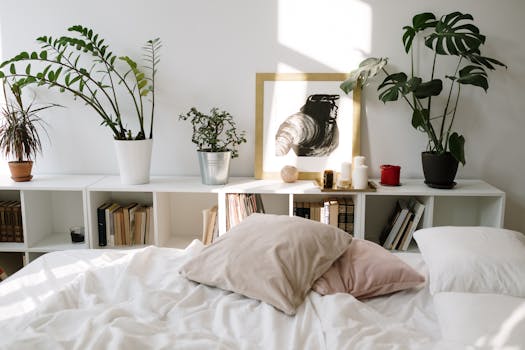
xmin=0 ymin=215 xmax=524 ymax=349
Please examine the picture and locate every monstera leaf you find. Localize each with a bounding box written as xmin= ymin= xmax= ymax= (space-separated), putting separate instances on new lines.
xmin=456 ymin=65 xmax=489 ymax=91
xmin=425 ymin=12 xmax=485 ymax=55
xmin=449 ymin=132 xmax=465 ymax=165
xmin=402 ymin=12 xmax=438 ymax=53
xmin=340 ymin=57 xmax=387 ymax=94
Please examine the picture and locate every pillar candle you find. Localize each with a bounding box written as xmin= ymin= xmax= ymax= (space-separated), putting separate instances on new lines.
xmin=352 ymin=165 xmax=369 ymax=190
xmin=340 ymin=162 xmax=352 ymax=180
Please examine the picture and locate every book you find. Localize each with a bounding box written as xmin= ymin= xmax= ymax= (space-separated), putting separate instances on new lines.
xmin=122 ymin=202 xmax=138 ymax=246
xmin=145 ymin=205 xmax=154 ymax=245
xmin=391 ymin=212 xmax=413 ymax=250
xmin=0 ymin=202 xmax=7 ymax=242
xmin=337 ymin=198 xmax=354 ymax=234
xmin=113 ymin=207 xmax=124 ymax=246
xmin=328 ymin=199 xmax=339 ymax=227
xmin=399 ymin=198 xmax=425 ymax=251
xmin=13 ymin=203 xmax=22 ymax=243
xmin=97 ymin=202 xmax=112 ymax=246
xmin=133 ymin=206 xmax=146 ymax=245
xmin=382 ymin=199 xmax=410 ymax=249
xmin=106 ymin=203 xmax=120 ymax=247
xmin=202 ymin=205 xmax=218 ymax=245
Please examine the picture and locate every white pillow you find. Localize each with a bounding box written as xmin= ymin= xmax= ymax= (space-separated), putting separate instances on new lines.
xmin=413 ymin=226 xmax=525 ymax=296
xmin=434 ymin=292 xmax=525 ymax=347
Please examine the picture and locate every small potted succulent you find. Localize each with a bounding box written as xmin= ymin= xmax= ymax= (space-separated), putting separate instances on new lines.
xmin=0 ymin=79 xmax=60 ymax=181
xmin=179 ymin=107 xmax=247 ymax=185
xmin=340 ymin=11 xmax=506 ymax=188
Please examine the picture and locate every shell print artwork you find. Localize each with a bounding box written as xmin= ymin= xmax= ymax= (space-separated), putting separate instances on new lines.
xmin=275 ymin=94 xmax=340 ymax=157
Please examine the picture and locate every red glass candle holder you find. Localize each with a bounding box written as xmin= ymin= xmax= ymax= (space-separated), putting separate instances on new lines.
xmin=380 ymin=165 xmax=401 ymax=186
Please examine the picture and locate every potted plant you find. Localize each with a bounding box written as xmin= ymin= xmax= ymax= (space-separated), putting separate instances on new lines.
xmin=0 ymin=79 xmax=60 ymax=181
xmin=0 ymin=25 xmax=161 ymax=184
xmin=179 ymin=107 xmax=247 ymax=185
xmin=340 ymin=11 xmax=506 ymax=188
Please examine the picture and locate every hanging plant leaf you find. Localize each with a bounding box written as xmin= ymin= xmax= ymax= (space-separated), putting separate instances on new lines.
xmin=340 ymin=57 xmax=387 ymax=94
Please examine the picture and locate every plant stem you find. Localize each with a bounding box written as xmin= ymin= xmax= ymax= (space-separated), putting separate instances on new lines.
xmin=439 ymin=57 xmax=463 ymax=147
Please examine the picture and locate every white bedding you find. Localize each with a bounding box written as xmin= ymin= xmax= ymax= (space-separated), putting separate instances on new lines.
xmin=0 ymin=242 xmax=460 ymax=349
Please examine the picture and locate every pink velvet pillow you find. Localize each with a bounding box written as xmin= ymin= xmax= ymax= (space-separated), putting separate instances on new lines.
xmin=312 ymin=239 xmax=425 ymax=298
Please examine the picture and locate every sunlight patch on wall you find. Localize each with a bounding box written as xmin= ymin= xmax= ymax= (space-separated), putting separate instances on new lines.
xmin=277 ymin=0 xmax=372 ymax=71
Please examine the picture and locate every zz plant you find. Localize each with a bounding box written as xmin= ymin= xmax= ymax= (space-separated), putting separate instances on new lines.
xmin=179 ymin=107 xmax=247 ymax=158
xmin=0 ymin=25 xmax=161 ymax=140
xmin=340 ymin=11 xmax=506 ymax=165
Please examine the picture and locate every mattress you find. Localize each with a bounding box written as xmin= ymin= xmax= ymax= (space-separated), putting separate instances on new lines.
xmin=0 ymin=242 xmax=461 ymax=349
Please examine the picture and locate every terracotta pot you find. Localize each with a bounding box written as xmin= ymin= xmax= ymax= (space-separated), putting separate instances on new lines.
xmin=8 ymin=161 xmax=33 ymax=182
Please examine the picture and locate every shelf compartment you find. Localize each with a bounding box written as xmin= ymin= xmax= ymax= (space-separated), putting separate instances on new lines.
xmin=363 ymin=195 xmax=431 ymax=245
xmin=156 ymin=192 xmax=218 ymax=248
xmin=433 ymin=195 xmax=505 ymax=227
xmin=29 ymin=232 xmax=88 ymax=252
xmin=23 ymin=190 xmax=86 ymax=250
xmin=88 ymin=191 xmax=154 ymax=248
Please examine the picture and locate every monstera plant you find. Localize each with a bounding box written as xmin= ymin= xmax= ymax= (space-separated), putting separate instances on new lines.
xmin=340 ymin=11 xmax=506 ymax=188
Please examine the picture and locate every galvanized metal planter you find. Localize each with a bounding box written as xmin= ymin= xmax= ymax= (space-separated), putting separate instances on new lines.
xmin=198 ymin=151 xmax=231 ymax=185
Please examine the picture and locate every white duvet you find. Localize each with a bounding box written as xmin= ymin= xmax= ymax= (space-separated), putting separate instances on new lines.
xmin=0 ymin=242 xmax=458 ymax=350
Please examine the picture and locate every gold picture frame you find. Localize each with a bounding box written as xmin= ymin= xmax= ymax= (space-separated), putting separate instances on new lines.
xmin=255 ymin=73 xmax=361 ymax=180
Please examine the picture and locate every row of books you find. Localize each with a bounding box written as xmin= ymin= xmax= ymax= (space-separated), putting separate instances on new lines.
xmin=380 ymin=198 xmax=425 ymax=251
xmin=201 ymin=206 xmax=218 ymax=245
xmin=0 ymin=201 xmax=23 ymax=243
xmin=294 ymin=198 xmax=354 ymax=234
xmin=97 ymin=202 xmax=154 ymax=247
xmin=226 ymin=193 xmax=265 ymax=231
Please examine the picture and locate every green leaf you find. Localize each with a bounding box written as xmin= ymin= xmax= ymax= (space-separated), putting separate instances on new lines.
xmin=25 ymin=64 xmax=31 ymax=75
xmin=449 ymin=132 xmax=465 ymax=165
xmin=457 ymin=65 xmax=488 ymax=91
xmin=411 ymin=109 xmax=429 ymax=130
xmin=9 ymin=63 xmax=16 ymax=74
xmin=425 ymin=11 xmax=485 ymax=56
xmin=402 ymin=12 xmax=437 ymax=53
xmin=340 ymin=57 xmax=388 ymax=94
xmin=413 ymin=79 xmax=443 ymax=98
xmin=39 ymin=50 xmax=48 ymax=60
xmin=377 ymin=72 xmax=408 ymax=102
xmin=0 ymin=71 xmax=4 ymax=78
xmin=138 ymin=80 xmax=147 ymax=89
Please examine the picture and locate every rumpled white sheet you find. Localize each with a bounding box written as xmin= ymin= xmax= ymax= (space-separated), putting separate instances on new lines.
xmin=0 ymin=242 xmax=459 ymax=350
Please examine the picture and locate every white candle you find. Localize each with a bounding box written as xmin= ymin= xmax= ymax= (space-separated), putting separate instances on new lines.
xmin=353 ymin=156 xmax=366 ymax=167
xmin=352 ymin=165 xmax=368 ymax=190
xmin=340 ymin=162 xmax=352 ymax=180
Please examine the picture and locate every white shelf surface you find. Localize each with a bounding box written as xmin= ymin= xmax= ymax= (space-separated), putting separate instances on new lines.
xmin=89 ymin=176 xmax=234 ymax=193
xmin=368 ymin=179 xmax=505 ymax=196
xmin=0 ymin=174 xmax=104 ymax=190
xmin=0 ymin=242 xmax=26 ymax=252
xmin=29 ymin=232 xmax=89 ymax=252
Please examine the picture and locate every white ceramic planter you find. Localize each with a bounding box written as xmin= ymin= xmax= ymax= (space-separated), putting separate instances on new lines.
xmin=114 ymin=139 xmax=153 ymax=185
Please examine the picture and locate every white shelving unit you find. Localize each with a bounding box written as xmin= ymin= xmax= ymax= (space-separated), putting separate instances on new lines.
xmin=0 ymin=175 xmax=506 ymax=274
xmin=0 ymin=175 xmax=103 ymax=272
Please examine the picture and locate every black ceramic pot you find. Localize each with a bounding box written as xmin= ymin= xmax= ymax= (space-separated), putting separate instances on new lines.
xmin=421 ymin=151 xmax=459 ymax=189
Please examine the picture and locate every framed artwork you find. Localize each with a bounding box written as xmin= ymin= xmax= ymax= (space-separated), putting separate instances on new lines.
xmin=255 ymin=73 xmax=361 ymax=180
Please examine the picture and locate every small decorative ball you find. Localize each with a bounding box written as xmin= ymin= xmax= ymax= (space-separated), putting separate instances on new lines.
xmin=281 ymin=165 xmax=299 ymax=183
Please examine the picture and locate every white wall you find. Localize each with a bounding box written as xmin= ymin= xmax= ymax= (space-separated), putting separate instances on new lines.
xmin=1 ymin=0 xmax=524 ymax=232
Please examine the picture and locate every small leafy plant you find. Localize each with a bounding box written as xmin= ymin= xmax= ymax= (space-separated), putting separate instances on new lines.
xmin=0 ymin=79 xmax=60 ymax=162
xmin=179 ymin=107 xmax=247 ymax=158
xmin=0 ymin=25 xmax=161 ymax=140
xmin=340 ymin=11 xmax=506 ymax=165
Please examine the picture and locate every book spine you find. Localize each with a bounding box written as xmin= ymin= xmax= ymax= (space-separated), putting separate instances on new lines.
xmin=13 ymin=203 xmax=22 ymax=243
xmin=97 ymin=205 xmax=107 ymax=246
